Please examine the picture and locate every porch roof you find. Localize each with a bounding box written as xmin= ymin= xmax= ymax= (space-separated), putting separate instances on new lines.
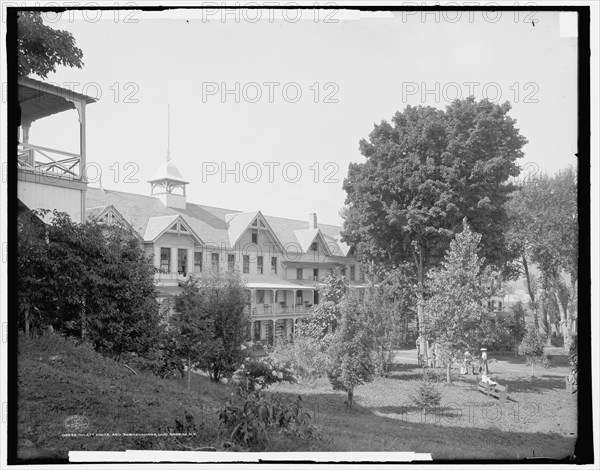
xmin=243 ymin=275 xmax=316 ymax=291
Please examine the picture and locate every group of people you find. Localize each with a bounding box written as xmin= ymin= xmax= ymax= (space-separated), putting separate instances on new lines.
xmin=461 ymin=348 xmax=489 ymax=375
xmin=415 ymin=337 xmax=490 ymax=375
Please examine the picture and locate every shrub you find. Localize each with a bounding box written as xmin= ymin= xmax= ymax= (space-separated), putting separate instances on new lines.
xmin=218 ymin=388 xmax=317 ymax=450
xmin=269 ymin=335 xmax=332 ymax=380
xmin=231 ymin=355 xmax=296 ymax=392
xmin=409 ymin=374 xmax=443 ymax=412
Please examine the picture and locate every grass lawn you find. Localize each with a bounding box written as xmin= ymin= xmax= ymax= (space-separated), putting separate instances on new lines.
xmin=269 ymin=348 xmax=577 ymax=459
xmin=17 ymin=335 xmax=577 ymax=460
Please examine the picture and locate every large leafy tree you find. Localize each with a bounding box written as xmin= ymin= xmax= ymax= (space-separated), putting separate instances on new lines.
xmin=17 ymin=209 xmax=162 ymax=358
xmin=17 ymin=11 xmax=84 ymax=78
xmin=423 ymin=219 xmax=499 ymax=384
xmin=342 ymin=98 xmax=527 ymax=355
xmin=175 ymin=270 xmax=250 ymax=382
xmin=505 ymin=167 xmax=577 ymax=350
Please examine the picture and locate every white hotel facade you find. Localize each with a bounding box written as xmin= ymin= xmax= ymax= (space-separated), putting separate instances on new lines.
xmin=17 ymin=78 xmax=367 ymax=343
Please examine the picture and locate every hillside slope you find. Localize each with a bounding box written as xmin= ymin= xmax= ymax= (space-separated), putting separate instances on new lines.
xmin=17 ymin=334 xmax=230 ymax=460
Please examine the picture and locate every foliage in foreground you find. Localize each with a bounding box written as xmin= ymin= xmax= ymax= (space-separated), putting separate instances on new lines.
xmin=17 ymin=11 xmax=84 ymax=78
xmin=219 ymin=387 xmax=319 ymax=450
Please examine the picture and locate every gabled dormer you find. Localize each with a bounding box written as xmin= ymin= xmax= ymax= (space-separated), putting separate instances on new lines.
xmin=226 ymin=211 xmax=284 ymax=252
xmin=144 ymin=214 xmax=202 ymax=246
xmin=86 ymin=204 xmax=142 ymax=241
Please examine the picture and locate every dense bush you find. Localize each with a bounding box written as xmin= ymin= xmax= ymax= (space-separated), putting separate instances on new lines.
xmin=269 ymin=335 xmax=332 ymax=380
xmin=17 ymin=209 xmax=162 ymax=359
xmin=219 ymin=388 xmax=317 ymax=449
xmin=231 ymin=354 xmax=296 ymax=392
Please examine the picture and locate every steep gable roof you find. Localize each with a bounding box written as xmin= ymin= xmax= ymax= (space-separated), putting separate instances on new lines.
xmin=143 ymin=214 xmax=203 ymax=244
xmin=292 ymin=228 xmax=333 ymax=256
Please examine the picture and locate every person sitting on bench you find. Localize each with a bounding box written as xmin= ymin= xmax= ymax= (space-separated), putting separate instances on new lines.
xmin=481 ymin=372 xmax=497 ymax=386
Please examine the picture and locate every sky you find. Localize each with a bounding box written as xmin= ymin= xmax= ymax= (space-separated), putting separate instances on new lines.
xmin=22 ymin=7 xmax=578 ymax=227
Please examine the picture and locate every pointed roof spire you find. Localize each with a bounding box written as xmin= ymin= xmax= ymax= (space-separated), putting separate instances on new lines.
xmin=166 ymin=104 xmax=171 ymax=162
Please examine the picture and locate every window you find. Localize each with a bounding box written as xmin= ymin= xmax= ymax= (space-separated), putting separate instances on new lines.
xmin=310 ymin=241 xmax=318 ymax=251
xmin=360 ymin=269 xmax=365 ymax=281
xmin=296 ymin=291 xmax=303 ymax=305
xmin=341 ymin=267 xmax=346 ymax=278
xmin=160 ymin=248 xmax=171 ymax=272
xmin=228 ymin=254 xmax=235 ymax=272
xmin=350 ymin=265 xmax=356 ymax=281
xmin=194 ymin=252 xmax=203 ymax=272
xmin=296 ymin=268 xmax=303 ymax=280
xmin=211 ymin=253 xmax=219 ymax=270
xmin=271 ymin=257 xmax=277 ymax=274
xmin=251 ymin=229 xmax=258 ymax=244
xmin=498 ymin=301 xmax=503 ymax=310
xmin=257 ymin=290 xmax=265 ymax=303
xmin=243 ymin=255 xmax=250 ymax=274
xmin=178 ymin=249 xmax=188 ymax=275
xmin=257 ymin=256 xmax=264 ymax=274
xmin=313 ymin=268 xmax=319 ymax=281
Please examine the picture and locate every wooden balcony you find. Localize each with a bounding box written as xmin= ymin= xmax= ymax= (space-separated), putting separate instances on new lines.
xmin=18 ymin=143 xmax=83 ymax=180
xmin=246 ymin=303 xmax=314 ymax=317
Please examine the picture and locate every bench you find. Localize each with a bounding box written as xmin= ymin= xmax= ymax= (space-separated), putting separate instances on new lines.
xmin=477 ymin=381 xmax=508 ymax=404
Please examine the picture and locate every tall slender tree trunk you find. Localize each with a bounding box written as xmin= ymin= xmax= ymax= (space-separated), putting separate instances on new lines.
xmin=554 ymin=290 xmax=571 ymax=352
xmin=567 ymin=275 xmax=577 ymax=338
xmin=187 ymin=355 xmax=191 ymax=391
xmin=347 ymin=387 xmax=354 ymax=407
xmin=522 ymin=256 xmax=539 ymax=331
xmin=446 ymin=362 xmax=452 ymax=384
xmin=414 ymin=247 xmax=427 ymax=365
xmin=24 ymin=306 xmax=30 ymax=339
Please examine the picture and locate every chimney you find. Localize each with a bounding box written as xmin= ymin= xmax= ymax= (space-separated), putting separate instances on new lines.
xmin=309 ymin=213 xmax=318 ymax=229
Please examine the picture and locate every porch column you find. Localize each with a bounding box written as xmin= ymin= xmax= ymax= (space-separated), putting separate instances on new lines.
xmin=170 ymin=247 xmax=177 ymax=274
xmin=293 ymin=289 xmax=298 ymax=315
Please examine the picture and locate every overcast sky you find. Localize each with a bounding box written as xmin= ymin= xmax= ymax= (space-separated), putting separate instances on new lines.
xmin=24 ymin=8 xmax=578 ymax=226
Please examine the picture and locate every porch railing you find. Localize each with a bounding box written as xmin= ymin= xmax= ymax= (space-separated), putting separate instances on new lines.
xmin=18 ymin=143 xmax=82 ymax=179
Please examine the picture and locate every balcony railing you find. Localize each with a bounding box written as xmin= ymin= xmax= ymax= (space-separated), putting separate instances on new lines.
xmin=18 ymin=143 xmax=82 ymax=179
xmin=246 ymin=303 xmax=314 ymax=316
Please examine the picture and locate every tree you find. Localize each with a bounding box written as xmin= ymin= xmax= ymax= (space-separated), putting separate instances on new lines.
xmin=423 ymin=219 xmax=499 ymax=384
xmin=342 ymin=98 xmax=527 ymax=358
xmin=17 ymin=11 xmax=84 ymax=78
xmin=507 ymin=301 xmax=527 ymax=356
xmin=175 ymin=270 xmax=250 ymax=382
xmin=17 ymin=209 xmax=162 ymax=358
xmin=172 ymin=279 xmax=217 ymax=390
xmin=518 ymin=326 xmax=546 ymax=376
xmin=298 ymin=269 xmax=347 ymax=341
xmin=327 ymin=294 xmax=375 ymax=407
xmin=505 ymin=167 xmax=577 ymax=350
